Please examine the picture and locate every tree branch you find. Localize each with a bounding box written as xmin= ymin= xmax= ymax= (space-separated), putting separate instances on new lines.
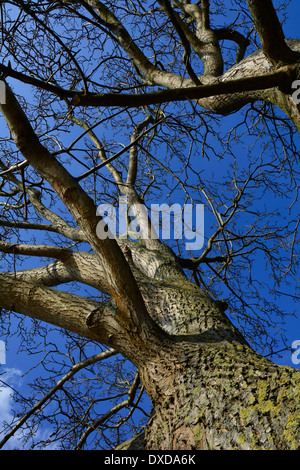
xmin=126 ymin=114 xmax=155 ymax=186
xmin=2 ymin=51 xmax=300 ymax=118
xmin=0 ymin=274 xmax=109 ymax=342
xmin=68 ymin=63 xmax=300 ymax=109
xmin=173 ymin=0 xmax=223 ymax=78
xmin=215 ymin=28 xmax=250 ymax=63
xmin=78 ymin=0 xmax=189 ymax=89
xmin=1 ymin=242 xmax=111 ymax=293
xmin=247 ymin=0 xmax=300 ymax=65
xmin=65 ymin=111 xmax=123 ymax=186
xmin=157 ymin=0 xmax=201 ymax=85
xmin=75 ymin=371 xmax=141 ymax=450
xmin=0 ymin=218 xmax=85 ymax=241
xmin=77 ymin=116 xmax=166 ymax=181
xmin=0 ymin=83 xmax=153 ymax=338
xmin=0 ymin=159 xmax=86 ymax=242
xmin=0 ymin=348 xmax=117 ymax=450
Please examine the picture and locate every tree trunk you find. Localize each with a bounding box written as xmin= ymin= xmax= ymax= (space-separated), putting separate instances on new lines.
xmin=0 ymin=12 xmax=299 ymax=449
xmin=112 ymin=263 xmax=300 ymax=451
xmin=2 ymin=237 xmax=299 ymax=450
xmin=140 ymin=341 xmax=300 ymax=450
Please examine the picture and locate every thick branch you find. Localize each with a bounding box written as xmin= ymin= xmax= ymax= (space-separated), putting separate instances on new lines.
xmin=1 ymin=242 xmax=111 ymax=293
xmin=215 ymin=28 xmax=250 ymax=63
xmin=247 ymin=0 xmax=300 ymax=65
xmin=68 ymin=64 xmax=300 ymax=109
xmin=173 ymin=0 xmax=223 ymax=78
xmin=2 ymin=49 xmax=300 ymax=123
xmin=0 ymin=274 xmax=108 ymax=342
xmin=1 ymin=269 xmax=162 ymax=363
xmin=0 ymin=83 xmax=152 ymax=337
xmin=7 ymin=260 xmax=76 ymax=288
xmin=157 ymin=0 xmax=201 ymax=85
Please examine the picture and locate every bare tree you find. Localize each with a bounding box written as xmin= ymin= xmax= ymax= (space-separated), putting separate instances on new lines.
xmin=0 ymin=0 xmax=299 ymax=450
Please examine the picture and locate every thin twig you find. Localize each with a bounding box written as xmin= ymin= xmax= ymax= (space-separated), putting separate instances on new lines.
xmin=0 ymin=348 xmax=117 ymax=449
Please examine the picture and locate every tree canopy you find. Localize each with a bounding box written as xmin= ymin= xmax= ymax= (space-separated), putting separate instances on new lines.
xmin=0 ymin=0 xmax=299 ymax=450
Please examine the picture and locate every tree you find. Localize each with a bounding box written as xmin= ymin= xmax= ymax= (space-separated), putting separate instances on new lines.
xmin=0 ymin=0 xmax=299 ymax=450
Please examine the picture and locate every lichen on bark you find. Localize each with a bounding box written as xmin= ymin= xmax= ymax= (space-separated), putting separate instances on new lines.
xmin=140 ymin=342 xmax=300 ymax=450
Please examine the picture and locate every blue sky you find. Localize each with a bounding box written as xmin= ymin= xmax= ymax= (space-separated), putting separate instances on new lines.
xmin=285 ymin=1 xmax=300 ymax=37
xmin=0 ymin=0 xmax=300 ymax=450
xmin=267 ymin=0 xmax=300 ymax=367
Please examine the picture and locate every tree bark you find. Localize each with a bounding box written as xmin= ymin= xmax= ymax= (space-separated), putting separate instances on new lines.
xmin=112 ymin=269 xmax=300 ymax=450
xmin=110 ymin=253 xmax=300 ymax=450
xmin=26 ymin=241 xmax=300 ymax=450
xmin=140 ymin=340 xmax=300 ymax=450
xmin=135 ymin=276 xmax=300 ymax=450
xmin=1 ymin=204 xmax=299 ymax=450
xmin=3 ymin=221 xmax=299 ymax=450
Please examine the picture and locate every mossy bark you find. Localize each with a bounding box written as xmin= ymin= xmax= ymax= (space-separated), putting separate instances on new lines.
xmin=108 ymin=248 xmax=300 ymax=451
xmin=134 ymin=341 xmax=300 ymax=450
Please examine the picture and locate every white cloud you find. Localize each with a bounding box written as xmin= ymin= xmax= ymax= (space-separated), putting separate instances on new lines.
xmin=0 ymin=367 xmax=24 ymax=449
xmin=0 ymin=367 xmax=23 ymax=386
xmin=0 ymin=386 xmax=14 ymax=420
xmin=0 ymin=367 xmax=59 ymax=450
